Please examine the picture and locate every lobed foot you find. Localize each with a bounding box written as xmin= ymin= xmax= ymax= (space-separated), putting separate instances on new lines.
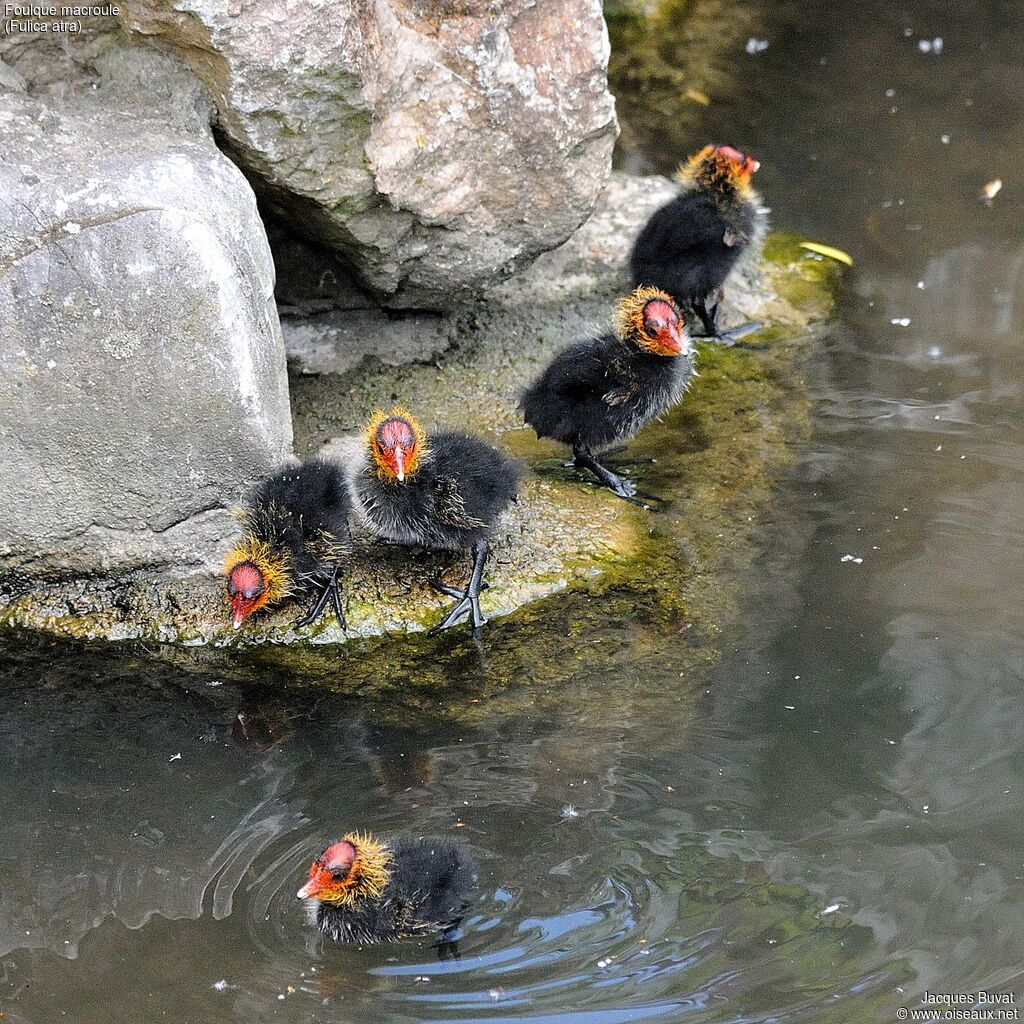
xmin=427 ymin=589 xmax=487 ymax=635
xmin=294 ymin=568 xmax=346 ymax=630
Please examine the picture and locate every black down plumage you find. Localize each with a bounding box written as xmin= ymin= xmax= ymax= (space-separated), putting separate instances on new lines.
xmin=315 ymin=837 xmax=478 ymax=945
xmin=629 ymin=188 xmax=759 ymax=306
xmin=520 ymin=332 xmax=694 ymax=451
xmin=244 ymin=456 xmax=352 ymax=591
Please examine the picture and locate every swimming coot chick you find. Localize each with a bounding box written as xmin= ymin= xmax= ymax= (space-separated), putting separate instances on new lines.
xmin=347 ymin=408 xmax=520 ymax=634
xmin=520 ymin=287 xmax=693 ymax=498
xmin=629 ymin=144 xmax=766 ymax=341
xmin=297 ymin=832 xmax=478 ymax=947
xmin=225 ymin=456 xmax=351 ymax=630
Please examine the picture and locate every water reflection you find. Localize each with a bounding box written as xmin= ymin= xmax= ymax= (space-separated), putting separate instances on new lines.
xmin=0 ymin=633 xmax=899 ymax=1020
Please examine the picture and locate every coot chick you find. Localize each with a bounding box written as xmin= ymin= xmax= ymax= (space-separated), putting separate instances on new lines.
xmin=630 ymin=144 xmax=766 ymax=341
xmin=225 ymin=457 xmax=351 ymax=630
xmin=347 ymin=408 xmax=520 ymax=634
xmin=520 ymin=286 xmax=693 ymax=498
xmin=297 ymin=832 xmax=478 ymax=949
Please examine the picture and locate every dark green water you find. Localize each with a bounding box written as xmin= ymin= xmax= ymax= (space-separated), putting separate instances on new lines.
xmin=4 ymin=1 xmax=1024 ymax=1020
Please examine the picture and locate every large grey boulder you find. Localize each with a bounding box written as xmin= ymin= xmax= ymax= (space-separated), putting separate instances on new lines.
xmin=115 ymin=0 xmax=618 ymax=308
xmin=0 ymin=73 xmax=292 ymax=580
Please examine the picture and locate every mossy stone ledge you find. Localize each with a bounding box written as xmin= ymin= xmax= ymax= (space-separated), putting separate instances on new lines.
xmin=0 ymin=174 xmax=843 ymax=650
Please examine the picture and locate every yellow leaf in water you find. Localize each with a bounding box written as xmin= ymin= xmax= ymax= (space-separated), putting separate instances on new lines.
xmin=799 ymin=241 xmax=853 ymax=266
xmin=683 ymin=88 xmax=711 ymax=106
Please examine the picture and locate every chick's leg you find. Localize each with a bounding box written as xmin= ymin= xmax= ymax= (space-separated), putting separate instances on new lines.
xmin=295 ymin=567 xmax=346 ymax=629
xmin=573 ymin=442 xmax=637 ymax=499
xmin=428 ymin=539 xmax=489 ymax=634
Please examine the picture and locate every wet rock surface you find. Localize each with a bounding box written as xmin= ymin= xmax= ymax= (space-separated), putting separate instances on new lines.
xmin=0 ymin=69 xmax=292 ymax=580
xmin=109 ymin=0 xmax=618 ymax=308
xmin=0 ymin=171 xmax=842 ymax=646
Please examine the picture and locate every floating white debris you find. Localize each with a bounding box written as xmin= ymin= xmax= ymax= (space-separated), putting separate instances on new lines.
xmin=935 ymin=445 xmax=943 ymax=452
xmin=928 ymin=346 xmax=942 ymax=358
xmin=784 ymin=705 xmax=796 ymax=710
xmin=940 ymin=133 xmax=950 ymax=144
xmin=597 ymin=957 xmax=614 ymax=968
xmin=917 ymin=280 xmax=926 ymax=289
xmin=981 ymin=178 xmax=1003 ymax=203
xmin=168 ymin=752 xmax=182 ymax=762
xmin=918 ymin=37 xmax=943 ymax=53
xmin=820 ymin=903 xmax=843 ymax=917
xmin=890 ymin=317 xmax=911 ymax=327
xmin=840 ymin=554 xmax=863 ymax=564
xmin=561 ymin=804 xmax=580 ymax=820
xmin=745 ymin=37 xmax=769 ymax=54
xmin=212 ymin=980 xmax=232 ymax=992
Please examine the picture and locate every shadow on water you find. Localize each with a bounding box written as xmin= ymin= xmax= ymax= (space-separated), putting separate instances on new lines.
xmin=5 ymin=0 xmax=1024 ymax=1019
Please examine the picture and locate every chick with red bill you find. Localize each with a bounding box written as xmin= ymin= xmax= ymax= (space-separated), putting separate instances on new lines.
xmin=297 ymin=831 xmax=478 ymax=954
xmin=224 ymin=456 xmax=352 ymax=631
xmin=520 ymin=286 xmax=694 ymax=499
xmin=630 ymin=144 xmax=767 ymax=343
xmin=347 ymin=408 xmax=520 ymax=634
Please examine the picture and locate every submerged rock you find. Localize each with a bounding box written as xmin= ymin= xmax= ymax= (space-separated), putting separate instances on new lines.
xmin=0 ymin=72 xmax=292 ymax=581
xmin=109 ymin=0 xmax=618 ymax=309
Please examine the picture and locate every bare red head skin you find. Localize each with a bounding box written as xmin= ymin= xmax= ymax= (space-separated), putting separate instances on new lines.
xmin=715 ymin=144 xmax=760 ymax=179
xmin=226 ymin=561 xmax=266 ymax=629
xmin=643 ymin=298 xmax=689 ymax=357
xmin=297 ymin=840 xmax=357 ymax=901
xmin=372 ymin=416 xmax=421 ymax=483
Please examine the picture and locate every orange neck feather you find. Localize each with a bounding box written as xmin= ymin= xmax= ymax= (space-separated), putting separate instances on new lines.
xmin=365 ymin=406 xmax=428 ymax=483
xmin=676 ymin=145 xmax=756 ymax=201
xmin=613 ymin=286 xmax=684 ymax=356
xmin=223 ymin=535 xmax=292 ymax=611
xmin=317 ymin=832 xmax=393 ymax=906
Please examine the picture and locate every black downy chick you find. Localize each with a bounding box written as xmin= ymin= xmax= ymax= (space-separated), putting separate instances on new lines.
xmin=297 ymin=832 xmax=478 ymax=955
xmin=520 ymin=287 xmax=694 ymax=499
xmin=629 ymin=144 xmax=767 ymax=342
xmin=225 ymin=457 xmax=351 ymax=630
xmin=347 ymin=408 xmax=520 ymax=634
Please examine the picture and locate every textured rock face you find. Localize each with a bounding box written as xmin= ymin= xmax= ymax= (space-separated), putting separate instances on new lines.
xmin=115 ymin=0 xmax=618 ymax=308
xmin=0 ymin=82 xmax=293 ymax=579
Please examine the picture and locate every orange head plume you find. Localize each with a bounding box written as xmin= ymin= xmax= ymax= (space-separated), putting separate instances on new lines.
xmin=613 ymin=287 xmax=690 ymax=357
xmin=676 ymin=144 xmax=760 ymax=196
xmin=223 ymin=536 xmax=291 ymax=628
xmin=365 ymin=407 xmax=427 ymax=484
xmin=296 ymin=832 xmax=392 ymax=906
